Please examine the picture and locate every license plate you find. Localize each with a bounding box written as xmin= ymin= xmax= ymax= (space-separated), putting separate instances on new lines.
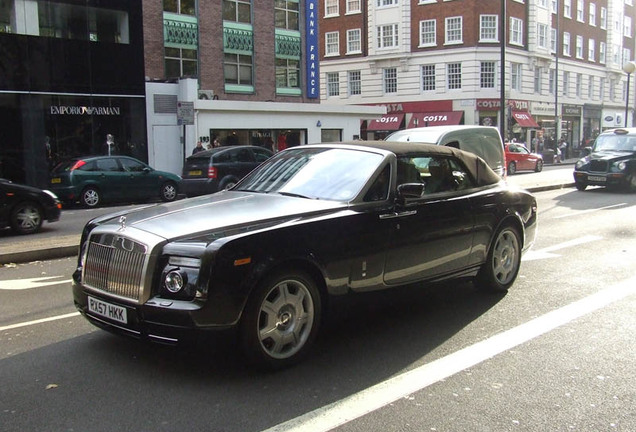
xmin=88 ymin=296 xmax=128 ymax=324
xmin=188 ymin=170 xmax=202 ymax=176
xmin=51 ymin=178 xmax=61 ymax=184
xmin=588 ymin=175 xmax=606 ymax=182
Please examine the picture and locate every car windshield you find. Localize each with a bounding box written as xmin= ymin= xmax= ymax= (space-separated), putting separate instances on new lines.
xmin=593 ymin=134 xmax=636 ymax=152
xmin=236 ymin=147 xmax=384 ymax=201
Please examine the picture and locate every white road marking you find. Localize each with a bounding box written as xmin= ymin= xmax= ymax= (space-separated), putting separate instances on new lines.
xmin=552 ymin=203 xmax=627 ymax=219
xmin=0 ymin=312 xmax=80 ymax=332
xmin=0 ymin=276 xmax=71 ymax=290
xmin=262 ymin=276 xmax=636 ymax=432
xmin=522 ymin=235 xmax=602 ymax=261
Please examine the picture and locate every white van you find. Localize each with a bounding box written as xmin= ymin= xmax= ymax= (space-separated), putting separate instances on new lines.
xmin=385 ymin=125 xmax=506 ymax=177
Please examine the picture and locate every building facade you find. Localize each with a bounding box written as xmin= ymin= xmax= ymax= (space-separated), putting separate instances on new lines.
xmin=319 ymin=0 xmax=635 ymax=155
xmin=0 ymin=0 xmax=146 ymax=188
xmin=143 ymin=0 xmax=382 ymax=175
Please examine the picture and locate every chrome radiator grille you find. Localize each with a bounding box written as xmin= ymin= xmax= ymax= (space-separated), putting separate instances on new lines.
xmin=83 ymin=234 xmax=148 ymax=302
xmin=589 ymin=160 xmax=608 ymax=172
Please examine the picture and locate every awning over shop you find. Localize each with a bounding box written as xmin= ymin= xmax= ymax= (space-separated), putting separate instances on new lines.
xmin=512 ymin=111 xmax=539 ymax=128
xmin=407 ymin=111 xmax=463 ymax=128
xmin=367 ymin=113 xmax=405 ymax=131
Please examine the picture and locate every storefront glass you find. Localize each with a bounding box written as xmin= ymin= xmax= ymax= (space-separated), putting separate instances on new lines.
xmin=207 ymin=129 xmax=306 ymax=153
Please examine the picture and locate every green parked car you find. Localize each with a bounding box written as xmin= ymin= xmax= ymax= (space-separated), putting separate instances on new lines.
xmin=50 ymin=155 xmax=181 ymax=208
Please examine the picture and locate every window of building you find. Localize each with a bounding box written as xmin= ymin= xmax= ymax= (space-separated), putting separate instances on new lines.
xmin=348 ymin=71 xmax=362 ymax=95
xmin=165 ymin=48 xmax=197 ymax=78
xmin=480 ymin=62 xmax=496 ymax=88
xmin=588 ymin=39 xmax=595 ymax=61
xmin=377 ymin=0 xmax=398 ymax=6
xmin=625 ymin=16 xmax=632 ymax=38
xmin=589 ymin=3 xmax=596 ymax=26
xmin=224 ymin=53 xmax=253 ymax=85
xmin=610 ymin=79 xmax=615 ymax=101
xmin=420 ymin=20 xmax=437 ymax=46
xmin=576 ymin=0 xmax=585 ymax=22
xmin=422 ymin=65 xmax=436 ymax=91
xmin=625 ymin=49 xmax=633 ymax=65
xmin=347 ymin=0 xmax=362 ymax=13
xmin=551 ymin=28 xmax=557 ymax=52
xmin=564 ymin=0 xmax=572 ymax=18
xmin=447 ymin=63 xmax=461 ymax=90
xmin=480 ymin=15 xmax=498 ymax=42
xmin=511 ymin=63 xmax=522 ymax=91
xmin=563 ymin=71 xmax=570 ymax=96
xmin=222 ymin=0 xmax=251 ymax=23
xmin=275 ymin=0 xmax=299 ymax=30
xmin=276 ymin=58 xmax=300 ymax=89
xmin=325 ymin=31 xmax=340 ymax=56
xmin=327 ymin=72 xmax=340 ymax=97
xmin=549 ymin=68 xmax=556 ymax=94
xmin=537 ymin=23 xmax=549 ymax=48
xmin=325 ymin=0 xmax=339 ymax=16
xmin=576 ymin=35 xmax=583 ymax=58
xmin=164 ymin=0 xmax=195 ymax=15
xmin=599 ymin=78 xmax=605 ymax=100
xmin=538 ymin=0 xmax=548 ymax=7
xmin=599 ymin=41 xmax=606 ymax=63
xmin=551 ymin=0 xmax=557 ymax=12
xmin=377 ymin=24 xmax=399 ymax=48
xmin=510 ymin=17 xmax=523 ymax=45
xmin=588 ymin=75 xmax=594 ymax=99
xmin=383 ymin=68 xmax=397 ymax=93
xmin=445 ymin=17 xmax=463 ymax=44
xmin=534 ymin=67 xmax=542 ymax=93
xmin=563 ymin=32 xmax=571 ymax=56
xmin=600 ymin=7 xmax=607 ymax=29
xmin=347 ymin=29 xmax=362 ymax=54
xmin=576 ymin=73 xmax=582 ymax=96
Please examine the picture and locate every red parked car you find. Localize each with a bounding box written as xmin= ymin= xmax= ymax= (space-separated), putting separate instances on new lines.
xmin=505 ymin=143 xmax=543 ymax=175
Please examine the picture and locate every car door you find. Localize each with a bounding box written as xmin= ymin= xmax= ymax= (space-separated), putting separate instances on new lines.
xmin=93 ymin=157 xmax=128 ymax=201
xmin=383 ymin=155 xmax=475 ymax=285
xmin=118 ymin=157 xmax=156 ymax=199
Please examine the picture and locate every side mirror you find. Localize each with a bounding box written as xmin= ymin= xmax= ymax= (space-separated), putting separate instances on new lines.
xmin=143 ymin=167 xmax=152 ymax=173
xmin=396 ymin=183 xmax=425 ymax=203
xmin=581 ymin=147 xmax=592 ymax=157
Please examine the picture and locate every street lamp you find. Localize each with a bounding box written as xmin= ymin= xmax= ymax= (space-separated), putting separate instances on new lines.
xmin=623 ymin=61 xmax=636 ymax=127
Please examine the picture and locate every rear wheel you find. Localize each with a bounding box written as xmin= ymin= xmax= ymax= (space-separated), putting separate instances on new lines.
xmin=507 ymin=161 xmax=517 ymax=176
xmin=219 ymin=177 xmax=239 ymax=190
xmin=10 ymin=201 xmax=43 ymax=234
xmin=80 ymin=187 xmax=100 ymax=208
xmin=477 ymin=225 xmax=521 ymax=292
xmin=240 ymin=270 xmax=321 ymax=370
xmin=535 ymin=159 xmax=544 ymax=172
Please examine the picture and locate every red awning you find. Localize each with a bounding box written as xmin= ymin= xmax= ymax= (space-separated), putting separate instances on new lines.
xmin=407 ymin=111 xmax=463 ymax=128
xmin=367 ymin=113 xmax=405 ymax=131
xmin=512 ymin=111 xmax=539 ymax=128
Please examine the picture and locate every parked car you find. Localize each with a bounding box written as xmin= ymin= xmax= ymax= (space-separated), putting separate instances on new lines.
xmin=72 ymin=141 xmax=537 ymax=369
xmin=181 ymin=145 xmax=273 ymax=197
xmin=0 ymin=178 xmax=61 ymax=235
xmin=385 ymin=125 xmax=506 ymax=177
xmin=50 ymin=155 xmax=181 ymax=208
xmin=574 ymin=128 xmax=636 ymax=191
xmin=505 ymin=143 xmax=544 ymax=175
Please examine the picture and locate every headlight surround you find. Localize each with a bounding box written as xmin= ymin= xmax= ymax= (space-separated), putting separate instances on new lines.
xmin=160 ymin=256 xmax=202 ymax=300
xmin=575 ymin=158 xmax=589 ymax=170
xmin=613 ymin=161 xmax=627 ymax=172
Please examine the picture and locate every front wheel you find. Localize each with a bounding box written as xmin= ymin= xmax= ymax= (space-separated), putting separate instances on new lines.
xmin=477 ymin=225 xmax=521 ymax=292
xmin=10 ymin=201 xmax=43 ymax=234
xmin=160 ymin=181 xmax=178 ymax=202
xmin=240 ymin=270 xmax=322 ymax=370
xmin=575 ymin=180 xmax=587 ymax=191
xmin=535 ymin=159 xmax=544 ymax=172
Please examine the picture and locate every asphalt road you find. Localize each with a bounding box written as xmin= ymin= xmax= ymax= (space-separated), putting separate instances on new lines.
xmin=1 ymin=185 xmax=635 ymax=432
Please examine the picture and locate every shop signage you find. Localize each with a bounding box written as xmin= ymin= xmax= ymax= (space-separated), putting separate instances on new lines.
xmin=305 ymin=0 xmax=319 ymax=99
xmin=50 ymin=106 xmax=120 ymax=115
xmin=563 ymin=105 xmax=582 ymax=116
xmin=476 ymin=99 xmax=529 ymax=111
xmin=177 ymin=101 xmax=194 ymax=125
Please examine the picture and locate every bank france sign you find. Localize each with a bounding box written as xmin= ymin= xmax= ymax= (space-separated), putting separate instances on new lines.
xmin=305 ymin=0 xmax=319 ymax=99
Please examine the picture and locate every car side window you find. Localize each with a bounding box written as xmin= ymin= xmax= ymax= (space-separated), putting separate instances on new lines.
xmin=364 ymin=164 xmax=390 ymax=202
xmin=119 ymin=158 xmax=146 ymax=172
xmin=447 ymin=158 xmax=475 ymax=191
xmin=236 ymin=149 xmax=252 ymax=162
xmin=253 ymin=148 xmax=272 ymax=162
xmin=96 ymin=158 xmax=120 ymax=172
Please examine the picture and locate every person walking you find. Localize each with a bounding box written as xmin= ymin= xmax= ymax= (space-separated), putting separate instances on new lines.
xmin=192 ymin=141 xmax=205 ymax=155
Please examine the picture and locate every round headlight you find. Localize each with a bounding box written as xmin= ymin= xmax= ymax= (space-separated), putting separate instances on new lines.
xmin=616 ymin=161 xmax=627 ymax=171
xmin=165 ymin=270 xmax=186 ymax=293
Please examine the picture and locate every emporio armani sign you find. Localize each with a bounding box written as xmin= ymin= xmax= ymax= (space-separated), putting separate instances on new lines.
xmin=50 ymin=106 xmax=121 ymax=115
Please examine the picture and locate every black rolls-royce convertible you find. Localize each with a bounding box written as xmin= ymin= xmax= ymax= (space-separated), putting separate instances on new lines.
xmin=72 ymin=141 xmax=538 ymax=369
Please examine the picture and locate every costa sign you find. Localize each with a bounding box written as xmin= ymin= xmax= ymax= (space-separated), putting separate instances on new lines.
xmin=477 ymin=99 xmax=529 ymax=111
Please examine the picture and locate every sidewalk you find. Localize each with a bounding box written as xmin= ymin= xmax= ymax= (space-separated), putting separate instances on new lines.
xmin=0 ymin=160 xmax=576 ymax=265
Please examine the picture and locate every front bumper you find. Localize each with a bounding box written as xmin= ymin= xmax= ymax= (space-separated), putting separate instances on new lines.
xmin=573 ymin=171 xmax=628 ymax=187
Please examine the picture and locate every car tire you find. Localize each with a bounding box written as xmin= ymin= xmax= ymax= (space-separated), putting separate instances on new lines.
xmin=10 ymin=201 xmax=44 ymax=235
xmin=160 ymin=181 xmax=178 ymax=202
xmin=507 ymin=161 xmax=516 ymax=176
xmin=575 ymin=181 xmax=587 ymax=191
xmin=219 ymin=177 xmax=239 ymax=190
xmin=626 ymin=174 xmax=636 ymax=193
xmin=239 ymin=269 xmax=322 ymax=370
xmin=81 ymin=186 xmax=100 ymax=208
xmin=535 ymin=160 xmax=543 ymax=172
xmin=477 ymin=224 xmax=521 ymax=292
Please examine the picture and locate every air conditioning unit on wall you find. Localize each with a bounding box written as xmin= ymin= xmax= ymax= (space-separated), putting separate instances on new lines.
xmin=198 ymin=90 xmax=215 ymax=100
